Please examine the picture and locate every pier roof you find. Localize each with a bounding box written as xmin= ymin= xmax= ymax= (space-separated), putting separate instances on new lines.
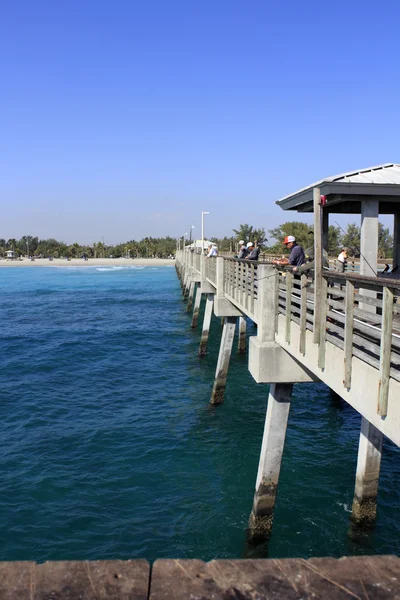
xmin=276 ymin=163 xmax=400 ymax=214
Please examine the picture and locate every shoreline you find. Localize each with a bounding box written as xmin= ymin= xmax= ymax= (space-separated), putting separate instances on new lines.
xmin=0 ymin=258 xmax=176 ymax=268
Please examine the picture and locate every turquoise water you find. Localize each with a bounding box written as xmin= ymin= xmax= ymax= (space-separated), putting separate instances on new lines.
xmin=0 ymin=265 xmax=399 ymax=562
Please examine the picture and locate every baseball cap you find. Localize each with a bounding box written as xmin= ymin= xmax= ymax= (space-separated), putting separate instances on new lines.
xmin=239 ymin=240 xmax=244 ymax=245
xmin=283 ymin=235 xmax=296 ymax=244
xmin=246 ymin=242 xmax=254 ymax=248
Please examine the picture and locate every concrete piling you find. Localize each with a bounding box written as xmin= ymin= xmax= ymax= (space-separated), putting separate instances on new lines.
xmin=187 ymin=281 xmax=195 ymax=312
xmin=249 ymin=383 xmax=293 ymax=539
xmin=238 ymin=316 xmax=247 ymax=354
xmin=210 ymin=316 xmax=236 ymax=405
xmin=351 ymin=417 xmax=383 ymax=525
xmin=199 ymin=294 xmax=214 ymax=356
xmin=191 ymin=284 xmax=202 ymax=328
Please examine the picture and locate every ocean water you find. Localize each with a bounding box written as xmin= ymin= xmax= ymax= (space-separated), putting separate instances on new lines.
xmin=0 ymin=265 xmax=399 ymax=563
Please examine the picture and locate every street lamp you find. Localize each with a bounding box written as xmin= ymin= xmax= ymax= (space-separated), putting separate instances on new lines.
xmin=189 ymin=225 xmax=195 ymax=247
xmin=201 ymin=211 xmax=210 ymax=254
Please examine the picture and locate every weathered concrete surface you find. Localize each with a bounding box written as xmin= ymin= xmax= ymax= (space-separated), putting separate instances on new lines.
xmin=150 ymin=556 xmax=400 ymax=599
xmin=191 ymin=284 xmax=202 ymax=328
xmin=249 ymin=383 xmax=292 ymax=538
xmin=0 ymin=560 xmax=150 ymax=599
xmin=3 ymin=556 xmax=400 ymax=598
xmin=238 ymin=316 xmax=247 ymax=354
xmin=186 ymin=281 xmax=195 ymax=312
xmin=249 ymin=338 xmax=318 ymax=384
xmin=351 ymin=417 xmax=383 ymax=525
xmin=199 ymin=294 xmax=214 ymax=356
xmin=210 ymin=316 xmax=236 ymax=405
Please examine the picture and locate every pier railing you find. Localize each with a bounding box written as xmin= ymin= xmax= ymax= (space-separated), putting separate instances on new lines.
xmin=276 ymin=271 xmax=400 ymax=411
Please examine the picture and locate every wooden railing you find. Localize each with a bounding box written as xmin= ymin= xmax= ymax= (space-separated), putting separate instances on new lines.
xmin=205 ymin=256 xmax=217 ymax=284
xmin=223 ymin=258 xmax=258 ymax=319
xmin=276 ymin=269 xmax=400 ymax=415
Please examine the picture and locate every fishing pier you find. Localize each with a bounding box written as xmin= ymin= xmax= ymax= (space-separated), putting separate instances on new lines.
xmin=176 ymin=164 xmax=400 ymax=539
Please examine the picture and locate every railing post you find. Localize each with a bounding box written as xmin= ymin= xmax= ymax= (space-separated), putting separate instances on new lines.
xmin=318 ymin=276 xmax=328 ymax=369
xmin=299 ymin=273 xmax=307 ymax=355
xmin=378 ymin=286 xmax=394 ymax=416
xmin=313 ymin=186 xmax=322 ymax=343
xmin=285 ymin=271 xmax=292 ymax=344
xmin=343 ymin=280 xmax=355 ymax=389
xmin=216 ymin=257 xmax=225 ymax=298
xmin=256 ymin=264 xmax=278 ymax=343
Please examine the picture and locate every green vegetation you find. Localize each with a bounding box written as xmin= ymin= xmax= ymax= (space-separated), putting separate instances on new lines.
xmin=227 ymin=221 xmax=393 ymax=258
xmin=0 ymin=236 xmax=178 ymax=259
xmin=0 ymin=221 xmax=393 ymax=259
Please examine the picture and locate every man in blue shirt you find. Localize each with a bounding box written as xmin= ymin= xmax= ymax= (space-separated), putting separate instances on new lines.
xmin=272 ymin=235 xmax=305 ymax=267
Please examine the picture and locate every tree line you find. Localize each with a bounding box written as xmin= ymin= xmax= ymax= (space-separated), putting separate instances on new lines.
xmin=0 ymin=221 xmax=393 ymax=259
xmin=0 ymin=236 xmax=178 ymax=259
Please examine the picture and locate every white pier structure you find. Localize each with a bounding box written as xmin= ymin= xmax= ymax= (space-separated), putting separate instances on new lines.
xmin=176 ymin=163 xmax=400 ymax=539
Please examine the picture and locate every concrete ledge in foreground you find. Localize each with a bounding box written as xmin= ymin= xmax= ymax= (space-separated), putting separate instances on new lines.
xmin=0 ymin=559 xmax=150 ymax=600
xmin=0 ymin=556 xmax=399 ymax=599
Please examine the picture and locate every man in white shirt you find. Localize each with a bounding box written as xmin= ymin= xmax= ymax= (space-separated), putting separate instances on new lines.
xmin=207 ymin=244 xmax=218 ymax=257
xmin=336 ymin=248 xmax=348 ymax=272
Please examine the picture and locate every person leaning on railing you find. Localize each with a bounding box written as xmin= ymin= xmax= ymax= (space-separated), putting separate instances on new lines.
xmin=272 ymin=236 xmax=305 ymax=268
xmin=245 ymin=241 xmax=260 ymax=261
xmin=292 ymin=245 xmax=330 ymax=274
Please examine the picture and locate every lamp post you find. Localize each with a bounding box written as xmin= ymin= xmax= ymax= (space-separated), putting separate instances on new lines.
xmin=189 ymin=225 xmax=195 ymax=248
xmin=202 ymin=211 xmax=210 ymax=254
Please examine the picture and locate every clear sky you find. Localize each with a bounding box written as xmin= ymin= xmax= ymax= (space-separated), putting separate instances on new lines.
xmin=1 ymin=0 xmax=399 ymax=244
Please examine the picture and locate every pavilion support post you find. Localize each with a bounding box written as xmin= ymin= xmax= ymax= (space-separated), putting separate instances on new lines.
xmin=313 ymin=187 xmax=323 ymax=343
xmin=322 ymin=210 xmax=329 ymax=252
xmin=351 ymin=417 xmax=383 ymax=525
xmin=199 ymin=294 xmax=214 ymax=356
xmin=191 ymin=284 xmax=202 ymax=328
xmin=249 ymin=383 xmax=293 ymax=539
xmin=359 ymin=199 xmax=379 ymax=313
xmin=393 ymin=210 xmax=400 ymax=270
xmin=210 ymin=316 xmax=236 ymax=405
xmin=238 ymin=316 xmax=247 ymax=354
xmin=186 ymin=281 xmax=195 ymax=312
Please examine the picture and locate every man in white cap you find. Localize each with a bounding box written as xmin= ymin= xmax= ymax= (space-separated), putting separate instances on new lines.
xmin=245 ymin=241 xmax=260 ymax=261
xmin=207 ymin=243 xmax=218 ymax=258
xmin=238 ymin=240 xmax=248 ymax=259
xmin=273 ymin=235 xmax=305 ymax=267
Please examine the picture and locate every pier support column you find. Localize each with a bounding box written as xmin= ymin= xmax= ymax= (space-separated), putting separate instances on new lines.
xmin=393 ymin=210 xmax=400 ymax=270
xmin=351 ymin=417 xmax=383 ymax=525
xmin=249 ymin=383 xmax=293 ymax=539
xmin=359 ymin=199 xmax=379 ymax=312
xmin=187 ymin=281 xmax=195 ymax=312
xmin=183 ymin=275 xmax=191 ymax=300
xmin=182 ymin=273 xmax=189 ymax=297
xmin=210 ymin=316 xmax=236 ymax=405
xmin=238 ymin=316 xmax=247 ymax=354
xmin=191 ymin=284 xmax=202 ymax=328
xmin=199 ymin=294 xmax=214 ymax=356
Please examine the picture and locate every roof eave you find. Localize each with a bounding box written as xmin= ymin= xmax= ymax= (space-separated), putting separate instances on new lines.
xmin=276 ymin=182 xmax=400 ymax=211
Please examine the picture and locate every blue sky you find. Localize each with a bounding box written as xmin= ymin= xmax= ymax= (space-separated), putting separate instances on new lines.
xmin=1 ymin=0 xmax=399 ymax=244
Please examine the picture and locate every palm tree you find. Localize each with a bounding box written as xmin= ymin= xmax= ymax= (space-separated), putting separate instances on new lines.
xmin=232 ymin=224 xmax=254 ymax=245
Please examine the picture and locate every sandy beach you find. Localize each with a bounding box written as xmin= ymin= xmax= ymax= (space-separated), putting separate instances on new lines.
xmin=0 ymin=258 xmax=176 ymax=267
